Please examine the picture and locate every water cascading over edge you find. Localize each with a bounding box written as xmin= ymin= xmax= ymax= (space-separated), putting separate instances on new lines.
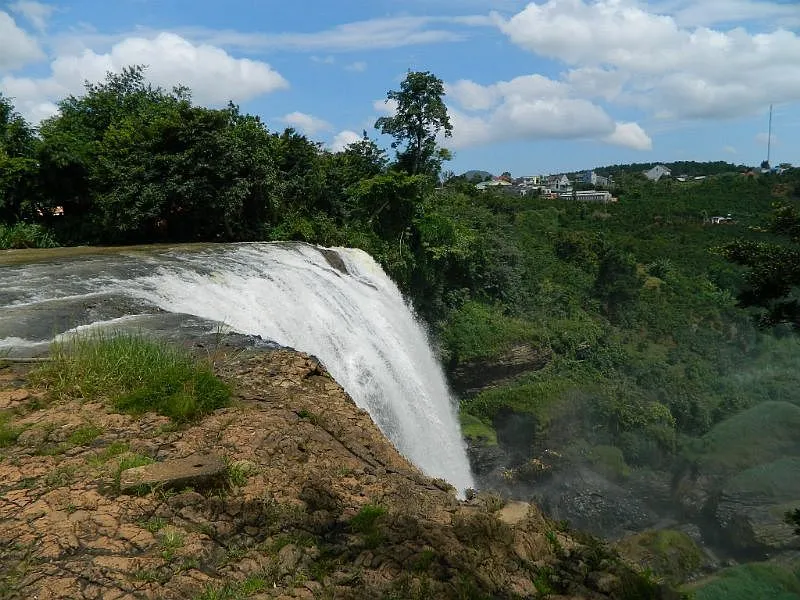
xmin=126 ymin=243 xmax=475 ymax=493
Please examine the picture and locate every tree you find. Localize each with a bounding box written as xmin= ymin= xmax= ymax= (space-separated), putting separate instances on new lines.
xmin=722 ymin=201 xmax=800 ymax=328
xmin=38 ymin=66 xmax=279 ymax=243
xmin=0 ymin=95 xmax=39 ymax=223
xmin=375 ymin=71 xmax=452 ymax=177
xmin=594 ymin=247 xmax=643 ymax=323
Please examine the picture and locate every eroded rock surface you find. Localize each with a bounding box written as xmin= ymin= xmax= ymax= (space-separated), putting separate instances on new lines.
xmin=0 ymin=352 xmax=670 ymax=599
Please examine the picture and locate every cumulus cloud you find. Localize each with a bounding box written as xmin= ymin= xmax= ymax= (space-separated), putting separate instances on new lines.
xmin=331 ymin=130 xmax=363 ymax=152
xmin=1 ymin=32 xmax=288 ymax=122
xmin=498 ymin=0 xmax=800 ymax=124
xmin=446 ymin=74 xmax=650 ymax=150
xmin=604 ymin=122 xmax=653 ymax=150
xmin=497 ymin=0 xmax=800 ymax=121
xmin=10 ymin=1 xmax=56 ymax=32
xmin=282 ymin=111 xmax=332 ymax=135
xmin=0 ymin=11 xmax=44 ymax=71
xmin=373 ymin=98 xmax=399 ymax=115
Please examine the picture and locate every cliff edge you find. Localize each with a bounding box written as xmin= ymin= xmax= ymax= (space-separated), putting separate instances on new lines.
xmin=0 ymin=349 xmax=671 ymax=599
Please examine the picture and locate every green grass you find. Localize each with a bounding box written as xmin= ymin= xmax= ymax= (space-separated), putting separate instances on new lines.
xmin=225 ymin=460 xmax=253 ymax=488
xmin=67 ymin=424 xmax=103 ymax=446
xmin=350 ymin=504 xmax=387 ymax=548
xmin=696 ymin=401 xmax=800 ymax=474
xmin=689 ymin=562 xmax=800 ymax=600
xmin=113 ymin=453 xmax=155 ymax=491
xmin=0 ymin=222 xmax=58 ymax=250
xmin=159 ymin=528 xmax=185 ymax=561
xmin=459 ymin=412 xmax=497 ymax=446
xmin=87 ymin=441 xmax=130 ymax=467
xmin=194 ymin=574 xmax=273 ymax=600
xmin=33 ymin=333 xmax=231 ymax=423
xmin=0 ymin=410 xmax=21 ymax=448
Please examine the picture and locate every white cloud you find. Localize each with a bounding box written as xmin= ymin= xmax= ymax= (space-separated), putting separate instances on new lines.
xmin=182 ymin=16 xmax=473 ymax=52
xmin=654 ymin=0 xmax=800 ymax=28
xmin=10 ymin=1 xmax=55 ymax=32
xmin=281 ymin=111 xmax=332 ymax=135
xmin=604 ymin=122 xmax=653 ymax=150
xmin=345 ymin=61 xmax=367 ymax=72
xmin=497 ymin=0 xmax=800 ymax=121
xmin=0 ymin=11 xmax=44 ymax=71
xmin=723 ymin=145 xmax=738 ymax=155
xmin=446 ymin=74 xmax=650 ymax=150
xmin=1 ymin=32 xmax=288 ymax=122
xmin=331 ymin=130 xmax=363 ymax=152
xmin=373 ymin=98 xmax=399 ymax=115
xmin=311 ymin=55 xmax=335 ymax=64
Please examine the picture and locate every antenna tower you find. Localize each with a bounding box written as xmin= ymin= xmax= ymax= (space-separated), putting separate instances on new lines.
xmin=767 ymin=104 xmax=773 ymax=166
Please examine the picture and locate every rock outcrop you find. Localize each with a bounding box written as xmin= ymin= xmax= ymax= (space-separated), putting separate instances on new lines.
xmin=449 ymin=344 xmax=551 ymax=397
xmin=0 ymin=350 xmax=671 ymax=599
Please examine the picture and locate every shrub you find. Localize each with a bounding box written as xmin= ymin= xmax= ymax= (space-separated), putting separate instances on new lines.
xmin=0 ymin=223 xmax=58 ymax=249
xmin=33 ymin=333 xmax=231 ymax=422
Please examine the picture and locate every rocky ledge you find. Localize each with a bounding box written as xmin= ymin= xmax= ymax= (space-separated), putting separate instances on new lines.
xmin=1 ymin=350 xmax=671 ymax=599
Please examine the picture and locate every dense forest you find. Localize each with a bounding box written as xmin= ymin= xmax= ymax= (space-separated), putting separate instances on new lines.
xmin=3 ymin=66 xmax=800 ymax=597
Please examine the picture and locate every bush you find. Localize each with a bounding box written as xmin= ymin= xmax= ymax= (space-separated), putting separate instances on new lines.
xmin=33 ymin=333 xmax=231 ymax=422
xmin=441 ymin=302 xmax=542 ymax=364
xmin=0 ymin=222 xmax=58 ymax=249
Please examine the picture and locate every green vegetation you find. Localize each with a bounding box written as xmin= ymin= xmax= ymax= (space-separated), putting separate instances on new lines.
xmin=0 ymin=222 xmax=58 ymax=249
xmin=689 ymin=562 xmax=800 ymax=600
xmin=350 ymin=504 xmax=387 ymax=548
xmin=34 ymin=333 xmax=230 ymax=422
xmin=617 ymin=529 xmax=705 ymax=585
xmin=113 ymin=453 xmax=155 ymax=490
xmin=0 ymin=410 xmax=21 ymax=448
xmin=87 ymin=441 xmax=130 ymax=466
xmin=459 ymin=413 xmax=498 ymax=446
xmin=158 ymin=528 xmax=185 ymax=561
xmin=195 ymin=575 xmax=272 ymax=600
xmin=442 ymin=301 xmax=541 ymax=363
xmin=3 ymin=65 xmax=800 ymax=593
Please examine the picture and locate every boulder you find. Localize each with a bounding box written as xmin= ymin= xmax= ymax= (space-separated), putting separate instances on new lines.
xmin=714 ymin=458 xmax=800 ymax=552
xmin=119 ymin=453 xmax=226 ymax=493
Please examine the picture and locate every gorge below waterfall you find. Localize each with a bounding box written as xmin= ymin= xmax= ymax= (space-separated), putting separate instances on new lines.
xmin=0 ymin=242 xmax=475 ymax=493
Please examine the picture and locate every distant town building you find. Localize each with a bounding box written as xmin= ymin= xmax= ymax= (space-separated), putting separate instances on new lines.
xmin=559 ymin=190 xmax=617 ymax=203
xmin=644 ymin=165 xmax=672 ymax=181
xmin=475 ymin=179 xmax=513 ymax=192
xmin=577 ymin=170 xmax=613 ymax=188
xmin=547 ymin=174 xmax=573 ymax=193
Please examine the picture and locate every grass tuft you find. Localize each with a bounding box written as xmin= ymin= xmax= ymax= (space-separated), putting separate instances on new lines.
xmin=113 ymin=453 xmax=155 ymax=491
xmin=0 ymin=222 xmax=58 ymax=250
xmin=0 ymin=410 xmax=21 ymax=448
xmin=33 ymin=333 xmax=231 ymax=423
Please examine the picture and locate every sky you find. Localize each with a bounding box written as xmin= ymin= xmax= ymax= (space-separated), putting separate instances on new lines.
xmin=1 ymin=0 xmax=799 ymax=176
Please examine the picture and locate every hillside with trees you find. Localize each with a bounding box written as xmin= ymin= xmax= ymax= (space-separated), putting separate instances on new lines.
xmin=2 ymin=66 xmax=800 ymax=596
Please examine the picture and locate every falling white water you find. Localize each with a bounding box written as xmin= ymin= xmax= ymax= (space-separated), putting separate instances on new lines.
xmin=113 ymin=243 xmax=476 ymax=493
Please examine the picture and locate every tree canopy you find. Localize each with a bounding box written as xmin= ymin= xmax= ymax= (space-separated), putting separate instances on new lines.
xmin=375 ymin=70 xmax=452 ymax=177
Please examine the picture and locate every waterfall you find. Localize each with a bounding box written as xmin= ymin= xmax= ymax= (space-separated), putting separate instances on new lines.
xmin=1 ymin=243 xmax=474 ymax=493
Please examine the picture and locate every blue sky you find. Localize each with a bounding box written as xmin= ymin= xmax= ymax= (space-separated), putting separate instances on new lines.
xmin=1 ymin=0 xmax=799 ymax=175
